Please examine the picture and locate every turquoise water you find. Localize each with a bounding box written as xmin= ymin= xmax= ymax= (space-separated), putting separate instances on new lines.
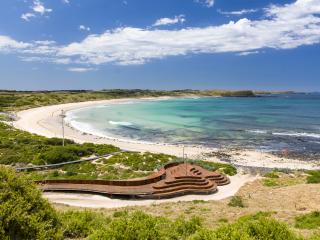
xmin=67 ymin=93 xmax=320 ymax=155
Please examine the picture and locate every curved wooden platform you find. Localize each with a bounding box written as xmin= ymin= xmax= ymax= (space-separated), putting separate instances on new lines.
xmin=37 ymin=163 xmax=230 ymax=199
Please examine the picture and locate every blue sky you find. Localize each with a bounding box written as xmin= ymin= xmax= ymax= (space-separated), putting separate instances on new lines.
xmin=0 ymin=0 xmax=319 ymax=91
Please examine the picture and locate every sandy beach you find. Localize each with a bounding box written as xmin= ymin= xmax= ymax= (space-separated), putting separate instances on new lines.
xmin=13 ymin=97 xmax=320 ymax=170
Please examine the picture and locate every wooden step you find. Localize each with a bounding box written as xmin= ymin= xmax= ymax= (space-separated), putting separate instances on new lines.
xmin=152 ymin=182 xmax=215 ymax=195
xmin=153 ymin=180 xmax=209 ymax=190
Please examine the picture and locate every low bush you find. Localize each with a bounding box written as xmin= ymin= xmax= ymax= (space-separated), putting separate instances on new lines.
xmin=0 ymin=166 xmax=61 ymax=239
xmin=264 ymin=171 xmax=280 ymax=178
xmin=88 ymin=211 xmax=202 ymax=240
xmin=228 ymin=196 xmax=245 ymax=208
xmin=190 ymin=212 xmax=300 ymax=240
xmin=306 ymin=170 xmax=320 ymax=184
xmin=0 ymin=122 xmax=120 ymax=165
xmin=295 ymin=211 xmax=320 ymax=229
xmin=60 ymin=210 xmax=110 ymax=239
xmin=174 ymin=159 xmax=237 ymax=176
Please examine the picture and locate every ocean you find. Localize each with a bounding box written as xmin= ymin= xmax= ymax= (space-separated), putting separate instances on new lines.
xmin=66 ymin=93 xmax=320 ymax=156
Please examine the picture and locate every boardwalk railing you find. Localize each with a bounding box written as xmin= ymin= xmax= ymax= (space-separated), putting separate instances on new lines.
xmin=15 ymin=151 xmax=129 ymax=172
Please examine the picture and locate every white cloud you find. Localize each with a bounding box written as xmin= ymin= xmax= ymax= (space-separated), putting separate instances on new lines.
xmin=21 ymin=13 xmax=36 ymax=21
xmin=32 ymin=0 xmax=52 ymax=15
xmin=237 ymin=51 xmax=259 ymax=56
xmin=62 ymin=0 xmax=70 ymax=4
xmin=196 ymin=0 xmax=214 ymax=8
xmin=0 ymin=36 xmax=30 ymax=51
xmin=21 ymin=0 xmax=52 ymax=21
xmin=67 ymin=67 xmax=95 ymax=72
xmin=153 ymin=15 xmax=185 ymax=26
xmin=79 ymin=25 xmax=91 ymax=31
xmin=218 ymin=8 xmax=258 ymax=16
xmin=4 ymin=0 xmax=320 ymax=66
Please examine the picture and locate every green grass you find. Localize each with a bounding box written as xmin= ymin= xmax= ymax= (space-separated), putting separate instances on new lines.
xmin=264 ymin=171 xmax=280 ymax=178
xmin=0 ymin=122 xmax=119 ymax=165
xmin=228 ymin=196 xmax=246 ymax=208
xmin=262 ymin=172 xmax=306 ymax=187
xmin=0 ymin=90 xmax=256 ymax=112
xmin=295 ymin=212 xmax=320 ymax=230
xmin=306 ymin=171 xmax=320 ymax=184
xmin=26 ymin=152 xmax=237 ymax=181
xmin=26 ymin=152 xmax=176 ymax=180
xmin=172 ymin=159 xmax=237 ymax=176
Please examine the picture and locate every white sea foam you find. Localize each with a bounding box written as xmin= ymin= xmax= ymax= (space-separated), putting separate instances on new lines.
xmin=108 ymin=121 xmax=133 ymax=126
xmin=272 ymin=132 xmax=320 ymax=139
xmin=247 ymin=129 xmax=268 ymax=134
xmin=247 ymin=129 xmax=320 ymax=139
xmin=65 ymin=115 xmax=157 ymax=146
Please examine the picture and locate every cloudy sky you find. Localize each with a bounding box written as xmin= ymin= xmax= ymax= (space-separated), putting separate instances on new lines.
xmin=0 ymin=0 xmax=319 ymax=91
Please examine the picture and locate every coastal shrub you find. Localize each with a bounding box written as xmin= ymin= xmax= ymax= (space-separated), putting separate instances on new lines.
xmin=88 ymin=211 xmax=169 ymax=240
xmin=0 ymin=166 xmax=61 ymax=239
xmin=88 ymin=211 xmax=202 ymax=240
xmin=39 ymin=146 xmax=81 ymax=164
xmin=295 ymin=211 xmax=320 ymax=229
xmin=308 ymin=232 xmax=320 ymax=240
xmin=214 ymin=213 xmax=299 ymax=240
xmin=228 ymin=196 xmax=246 ymax=208
xmin=306 ymin=170 xmax=320 ymax=184
xmin=176 ymin=159 xmax=237 ymax=176
xmin=0 ymin=122 xmax=120 ymax=165
xmin=107 ymin=152 xmax=175 ymax=171
xmin=60 ymin=210 xmax=110 ymax=238
xmin=262 ymin=178 xmax=279 ymax=187
xmin=264 ymin=171 xmax=280 ymax=178
xmin=0 ymin=90 xmax=257 ymax=112
xmin=44 ymin=137 xmax=75 ymax=145
xmin=190 ymin=212 xmax=300 ymax=240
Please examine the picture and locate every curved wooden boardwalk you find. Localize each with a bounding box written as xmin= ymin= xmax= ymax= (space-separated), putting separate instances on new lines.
xmin=37 ymin=163 xmax=230 ymax=199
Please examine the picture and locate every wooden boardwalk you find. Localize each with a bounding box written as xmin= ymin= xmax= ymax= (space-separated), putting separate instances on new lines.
xmin=37 ymin=163 xmax=230 ymax=199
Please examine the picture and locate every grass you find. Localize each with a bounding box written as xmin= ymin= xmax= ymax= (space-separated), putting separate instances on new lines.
xmin=228 ymin=196 xmax=246 ymax=208
xmin=0 ymin=122 xmax=119 ymax=165
xmin=306 ymin=170 xmax=320 ymax=184
xmin=264 ymin=171 xmax=280 ymax=178
xmin=0 ymin=90 xmax=256 ymax=112
xmin=172 ymin=158 xmax=237 ymax=176
xmin=57 ymin=210 xmax=307 ymax=240
xmin=26 ymin=152 xmax=175 ymax=180
xmin=26 ymin=152 xmax=237 ymax=181
xmin=295 ymin=212 xmax=320 ymax=230
xmin=262 ymin=172 xmax=306 ymax=187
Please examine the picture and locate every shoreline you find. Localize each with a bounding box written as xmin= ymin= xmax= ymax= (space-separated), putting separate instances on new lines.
xmin=13 ymin=97 xmax=320 ymax=170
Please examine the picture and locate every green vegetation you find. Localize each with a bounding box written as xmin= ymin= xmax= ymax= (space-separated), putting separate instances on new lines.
xmin=0 ymin=113 xmax=11 ymax=121
xmin=0 ymin=89 xmax=256 ymax=112
xmin=27 ymin=152 xmax=175 ymax=180
xmin=190 ymin=212 xmax=301 ymax=240
xmin=0 ymin=122 xmax=119 ymax=165
xmin=295 ymin=212 xmax=320 ymax=230
xmin=60 ymin=210 xmax=110 ymax=239
xmin=264 ymin=171 xmax=280 ymax=178
xmin=177 ymin=159 xmax=237 ymax=176
xmin=262 ymin=171 xmax=306 ymax=187
xmin=0 ymin=120 xmax=236 ymax=180
xmin=306 ymin=170 xmax=320 ymax=184
xmin=2 ymin=166 xmax=320 ymax=240
xmin=26 ymin=152 xmax=237 ymax=181
xmin=0 ymin=166 xmax=61 ymax=239
xmin=228 ymin=196 xmax=246 ymax=208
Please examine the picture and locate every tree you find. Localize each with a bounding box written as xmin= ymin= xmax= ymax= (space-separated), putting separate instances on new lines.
xmin=0 ymin=166 xmax=61 ymax=240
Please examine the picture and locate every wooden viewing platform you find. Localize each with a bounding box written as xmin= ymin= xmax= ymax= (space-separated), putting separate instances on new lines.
xmin=37 ymin=163 xmax=230 ymax=199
